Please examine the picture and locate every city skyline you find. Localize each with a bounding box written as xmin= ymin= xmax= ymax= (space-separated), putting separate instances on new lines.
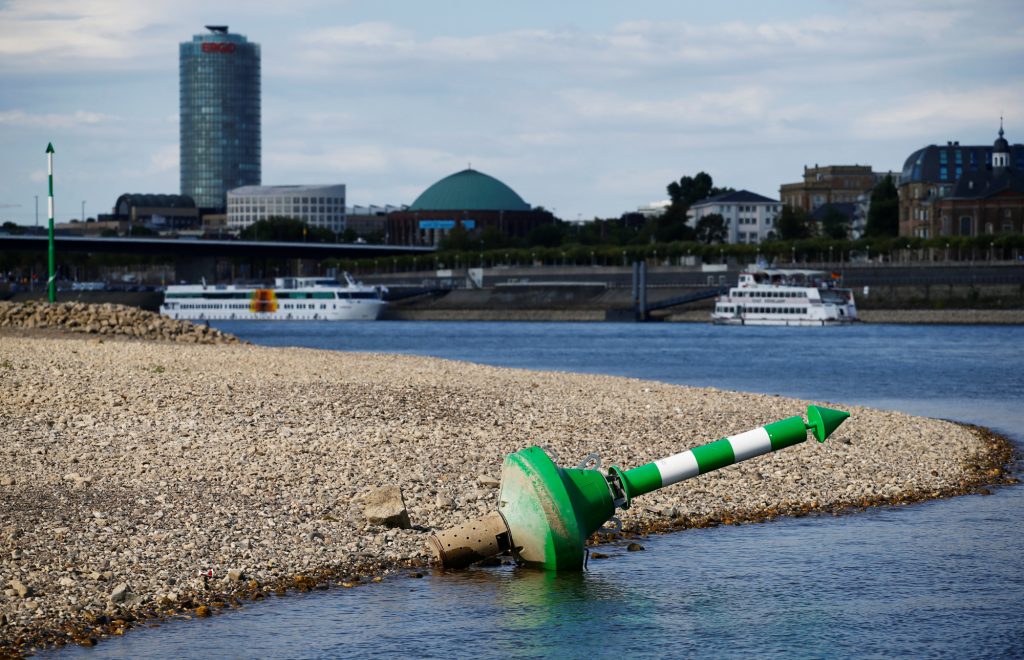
xmin=1 ymin=0 xmax=1022 ymax=226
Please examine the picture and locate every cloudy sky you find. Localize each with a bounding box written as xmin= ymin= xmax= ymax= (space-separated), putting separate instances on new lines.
xmin=1 ymin=0 xmax=1022 ymax=225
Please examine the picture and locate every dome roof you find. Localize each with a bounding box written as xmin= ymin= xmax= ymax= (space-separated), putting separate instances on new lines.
xmin=410 ymin=169 xmax=530 ymax=212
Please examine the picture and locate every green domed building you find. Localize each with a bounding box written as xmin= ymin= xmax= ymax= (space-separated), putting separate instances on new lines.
xmin=388 ymin=168 xmax=554 ymax=246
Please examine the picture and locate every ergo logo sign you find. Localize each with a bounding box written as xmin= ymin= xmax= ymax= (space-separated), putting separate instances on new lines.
xmin=202 ymin=42 xmax=236 ymax=53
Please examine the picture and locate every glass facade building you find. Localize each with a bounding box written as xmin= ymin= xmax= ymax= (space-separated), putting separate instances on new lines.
xmin=180 ymin=26 xmax=261 ymax=210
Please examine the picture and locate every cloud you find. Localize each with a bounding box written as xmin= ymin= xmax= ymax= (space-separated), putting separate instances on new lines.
xmin=145 ymin=143 xmax=178 ymax=176
xmin=0 ymin=109 xmax=119 ymax=129
xmin=855 ymin=86 xmax=1024 ymax=140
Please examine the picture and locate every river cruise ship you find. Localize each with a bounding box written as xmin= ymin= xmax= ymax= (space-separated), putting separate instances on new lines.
xmin=160 ymin=274 xmax=386 ymax=321
xmin=711 ymin=268 xmax=858 ymax=326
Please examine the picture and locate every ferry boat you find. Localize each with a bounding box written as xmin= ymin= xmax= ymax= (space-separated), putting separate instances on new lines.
xmin=159 ymin=274 xmax=386 ymax=321
xmin=711 ymin=268 xmax=858 ymax=326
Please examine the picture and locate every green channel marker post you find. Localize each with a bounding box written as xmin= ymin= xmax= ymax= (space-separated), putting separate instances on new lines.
xmin=46 ymin=142 xmax=56 ymax=303
xmin=428 ymin=405 xmax=850 ymax=571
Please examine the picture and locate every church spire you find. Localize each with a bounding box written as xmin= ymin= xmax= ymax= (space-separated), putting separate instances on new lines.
xmin=992 ymin=117 xmax=1010 ymax=169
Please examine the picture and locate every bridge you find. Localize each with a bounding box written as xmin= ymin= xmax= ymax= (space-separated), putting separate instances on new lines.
xmin=0 ymin=234 xmax=434 ymax=283
xmin=0 ymin=235 xmax=432 ymax=259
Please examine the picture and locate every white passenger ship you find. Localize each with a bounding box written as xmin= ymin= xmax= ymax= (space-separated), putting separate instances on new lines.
xmin=711 ymin=269 xmax=858 ymax=326
xmin=160 ymin=274 xmax=387 ymax=321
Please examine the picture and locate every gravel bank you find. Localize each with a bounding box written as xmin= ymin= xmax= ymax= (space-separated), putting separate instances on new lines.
xmin=0 ymin=325 xmax=1014 ymax=655
xmin=0 ymin=301 xmax=240 ymax=344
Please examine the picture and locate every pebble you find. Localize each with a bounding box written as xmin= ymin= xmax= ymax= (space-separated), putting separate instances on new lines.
xmin=0 ymin=310 xmax=1010 ymax=655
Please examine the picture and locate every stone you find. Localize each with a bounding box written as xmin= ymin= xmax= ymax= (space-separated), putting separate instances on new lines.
xmin=109 ymin=582 xmax=129 ymax=603
xmin=362 ymin=485 xmax=412 ymax=529
xmin=477 ymin=475 xmax=500 ymax=488
xmin=9 ymin=579 xmax=30 ymax=598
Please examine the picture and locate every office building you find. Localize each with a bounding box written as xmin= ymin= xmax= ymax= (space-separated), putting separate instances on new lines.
xmin=180 ymin=25 xmax=261 ymax=210
xmin=227 ymin=185 xmax=347 ymax=235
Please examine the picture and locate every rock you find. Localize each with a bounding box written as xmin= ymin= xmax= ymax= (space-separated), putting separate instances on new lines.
xmin=110 ymin=582 xmax=130 ymax=603
xmin=0 ymin=476 xmax=13 ymax=486
xmin=9 ymin=579 xmax=30 ymax=598
xmin=477 ymin=475 xmax=500 ymax=488
xmin=626 ymin=542 xmax=645 ymax=552
xmin=227 ymin=569 xmax=244 ymax=581
xmin=362 ymin=485 xmax=412 ymax=529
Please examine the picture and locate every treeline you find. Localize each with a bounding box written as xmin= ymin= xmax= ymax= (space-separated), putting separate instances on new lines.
xmin=332 ymin=233 xmax=1024 ymax=274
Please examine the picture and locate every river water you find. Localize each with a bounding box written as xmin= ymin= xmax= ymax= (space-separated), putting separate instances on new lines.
xmin=57 ymin=322 xmax=1023 ymax=659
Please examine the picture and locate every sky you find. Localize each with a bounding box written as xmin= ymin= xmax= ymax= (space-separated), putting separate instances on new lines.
xmin=1 ymin=0 xmax=1022 ymax=225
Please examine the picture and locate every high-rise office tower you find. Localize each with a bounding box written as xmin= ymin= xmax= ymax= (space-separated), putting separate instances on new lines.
xmin=179 ymin=25 xmax=261 ymax=210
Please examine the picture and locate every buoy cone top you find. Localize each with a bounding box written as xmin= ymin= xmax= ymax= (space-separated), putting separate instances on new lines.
xmin=807 ymin=405 xmax=850 ymax=442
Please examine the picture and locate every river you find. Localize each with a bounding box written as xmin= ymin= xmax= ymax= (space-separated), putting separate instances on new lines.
xmin=56 ymin=322 xmax=1023 ymax=658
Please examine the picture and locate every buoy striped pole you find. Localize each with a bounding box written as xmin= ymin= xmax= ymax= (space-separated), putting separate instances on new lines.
xmin=45 ymin=142 xmax=56 ymax=303
xmin=616 ymin=405 xmax=849 ymax=503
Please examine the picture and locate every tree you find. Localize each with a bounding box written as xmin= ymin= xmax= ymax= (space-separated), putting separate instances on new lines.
xmin=651 ymin=205 xmax=696 ymax=243
xmin=240 ymin=216 xmax=335 ymax=243
xmin=526 ymin=222 xmax=567 ymax=248
xmin=667 ymin=172 xmax=715 ymax=207
xmin=865 ymin=174 xmax=899 ymax=237
xmin=695 ymin=213 xmax=728 ymax=244
xmin=820 ymin=206 xmax=850 ymax=239
xmin=479 ymin=227 xmax=511 ymax=251
xmin=438 ymin=225 xmax=471 ymax=251
xmin=654 ymin=171 xmax=735 ymax=243
xmin=776 ymin=206 xmax=812 ymax=240
xmin=341 ymin=227 xmax=358 ymax=243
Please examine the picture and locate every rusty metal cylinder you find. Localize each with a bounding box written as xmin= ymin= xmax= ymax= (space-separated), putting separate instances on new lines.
xmin=427 ymin=510 xmax=511 ymax=569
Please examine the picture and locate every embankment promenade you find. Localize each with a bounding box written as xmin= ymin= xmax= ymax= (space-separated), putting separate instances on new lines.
xmin=0 ymin=303 xmax=1015 ymax=655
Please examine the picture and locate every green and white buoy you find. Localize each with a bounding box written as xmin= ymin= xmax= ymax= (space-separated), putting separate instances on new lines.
xmin=428 ymin=405 xmax=850 ymax=571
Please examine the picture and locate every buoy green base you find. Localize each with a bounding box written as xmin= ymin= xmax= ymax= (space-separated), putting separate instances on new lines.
xmin=497 ymin=446 xmax=615 ymax=570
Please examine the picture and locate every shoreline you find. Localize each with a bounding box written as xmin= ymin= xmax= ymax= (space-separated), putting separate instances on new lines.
xmin=0 ymin=321 xmax=1018 ymax=656
xmin=383 ymin=307 xmax=1024 ymax=324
